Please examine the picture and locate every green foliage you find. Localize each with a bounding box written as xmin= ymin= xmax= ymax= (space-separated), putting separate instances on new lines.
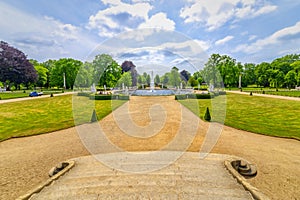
xmin=50 ymin=58 xmax=82 ymax=89
xmin=285 ymin=70 xmax=297 ymax=88
xmin=188 ymin=76 xmax=198 ymax=87
xmin=34 ymin=65 xmax=48 ymax=87
xmin=91 ymin=109 xmax=97 ymax=122
xmin=154 ymin=74 xmax=160 ymax=85
xmin=204 ymin=107 xmax=211 ymax=121
xmin=92 ymin=54 xmax=122 ymax=88
xmin=118 ymin=72 xmax=132 ymax=87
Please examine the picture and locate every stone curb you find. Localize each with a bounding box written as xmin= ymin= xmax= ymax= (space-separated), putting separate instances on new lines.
xmin=16 ymin=160 xmax=75 ymax=200
xmin=224 ymin=157 xmax=270 ymax=200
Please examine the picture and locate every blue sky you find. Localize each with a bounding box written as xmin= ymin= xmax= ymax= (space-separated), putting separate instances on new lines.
xmin=1 ymin=0 xmax=300 ymax=73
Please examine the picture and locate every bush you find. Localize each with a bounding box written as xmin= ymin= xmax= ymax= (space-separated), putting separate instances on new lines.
xmin=91 ymin=109 xmax=97 ymax=122
xmin=250 ymin=91 xmax=253 ymax=96
xmin=196 ymin=93 xmax=214 ymax=99
xmin=50 ymin=93 xmax=54 ymax=97
xmin=262 ymin=90 xmax=265 ymax=94
xmin=175 ymin=95 xmax=187 ymax=100
xmin=218 ymin=91 xmax=226 ymax=95
xmin=204 ymin=107 xmax=211 ymax=121
xmin=91 ymin=95 xmax=130 ymax=100
xmin=77 ymin=92 xmax=91 ymax=97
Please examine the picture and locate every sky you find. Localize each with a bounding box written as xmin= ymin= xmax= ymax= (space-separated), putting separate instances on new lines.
xmin=1 ymin=0 xmax=300 ymax=73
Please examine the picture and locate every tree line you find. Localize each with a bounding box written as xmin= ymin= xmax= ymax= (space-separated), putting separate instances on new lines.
xmin=1 ymin=41 xmax=299 ymax=90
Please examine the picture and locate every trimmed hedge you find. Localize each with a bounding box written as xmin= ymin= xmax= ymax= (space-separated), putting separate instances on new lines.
xmin=175 ymin=93 xmax=214 ymax=100
xmin=77 ymin=92 xmax=92 ymax=97
xmin=90 ymin=95 xmax=130 ymax=100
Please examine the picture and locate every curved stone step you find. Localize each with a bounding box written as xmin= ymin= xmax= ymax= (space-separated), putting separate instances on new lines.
xmin=27 ymin=152 xmax=256 ymax=199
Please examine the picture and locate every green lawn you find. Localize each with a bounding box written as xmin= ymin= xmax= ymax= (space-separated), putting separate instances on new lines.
xmin=0 ymin=95 xmax=126 ymax=141
xmin=0 ymin=90 xmax=67 ymax=100
xmin=180 ymin=93 xmax=300 ymax=139
xmin=228 ymin=88 xmax=300 ymax=97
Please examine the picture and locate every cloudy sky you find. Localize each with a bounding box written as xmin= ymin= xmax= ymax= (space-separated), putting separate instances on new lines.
xmin=1 ymin=0 xmax=300 ymax=73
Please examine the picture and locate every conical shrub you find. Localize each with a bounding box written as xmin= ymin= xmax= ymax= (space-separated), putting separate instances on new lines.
xmin=204 ymin=107 xmax=211 ymax=121
xmin=91 ymin=109 xmax=97 ymax=122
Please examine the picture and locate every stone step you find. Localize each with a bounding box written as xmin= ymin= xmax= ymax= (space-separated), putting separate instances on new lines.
xmin=29 ymin=152 xmax=254 ymax=200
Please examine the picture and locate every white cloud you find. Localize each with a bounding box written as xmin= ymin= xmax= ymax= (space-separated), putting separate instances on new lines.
xmin=0 ymin=1 xmax=95 ymax=61
xmin=138 ymin=12 xmax=175 ymax=30
xmin=87 ymin=1 xmax=153 ymax=37
xmin=215 ymin=36 xmax=234 ymax=45
xmin=180 ymin=0 xmax=277 ymax=31
xmin=234 ymin=21 xmax=300 ymax=54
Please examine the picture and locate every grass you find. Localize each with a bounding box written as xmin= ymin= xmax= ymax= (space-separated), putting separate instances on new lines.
xmin=227 ymin=87 xmax=300 ymax=97
xmin=179 ymin=93 xmax=300 ymax=139
xmin=0 ymin=94 xmax=126 ymax=141
xmin=0 ymin=89 xmax=67 ymax=100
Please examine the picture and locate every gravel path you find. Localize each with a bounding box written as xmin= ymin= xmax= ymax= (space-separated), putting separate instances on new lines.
xmin=0 ymin=96 xmax=299 ymax=200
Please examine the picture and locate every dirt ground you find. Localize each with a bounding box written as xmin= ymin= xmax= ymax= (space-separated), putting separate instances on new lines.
xmin=0 ymin=96 xmax=299 ymax=200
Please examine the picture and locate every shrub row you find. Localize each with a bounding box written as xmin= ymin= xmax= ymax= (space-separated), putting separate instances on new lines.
xmin=90 ymin=95 xmax=130 ymax=100
xmin=175 ymin=93 xmax=214 ymax=100
xmin=77 ymin=92 xmax=92 ymax=97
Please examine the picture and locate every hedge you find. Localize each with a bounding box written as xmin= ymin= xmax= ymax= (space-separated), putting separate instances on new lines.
xmin=175 ymin=93 xmax=214 ymax=100
xmin=90 ymin=95 xmax=130 ymax=100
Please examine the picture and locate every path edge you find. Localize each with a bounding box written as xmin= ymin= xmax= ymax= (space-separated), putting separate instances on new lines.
xmin=224 ymin=157 xmax=270 ymax=200
xmin=16 ymin=160 xmax=75 ymax=200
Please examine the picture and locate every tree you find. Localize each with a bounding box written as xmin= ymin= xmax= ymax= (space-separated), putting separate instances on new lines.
xmin=180 ymin=70 xmax=191 ymax=82
xmin=168 ymin=68 xmax=181 ymax=87
xmin=92 ymin=54 xmax=121 ymax=88
xmin=255 ymin=62 xmax=272 ymax=87
xmin=202 ymin=54 xmax=222 ymax=87
xmin=285 ymin=70 xmax=297 ymax=88
xmin=193 ymin=71 xmax=203 ymax=85
xmin=34 ymin=65 xmax=48 ymax=87
xmin=121 ymin=61 xmax=137 ymax=86
xmin=118 ymin=72 xmax=132 ymax=87
xmin=188 ymin=76 xmax=198 ymax=87
xmin=50 ymin=58 xmax=82 ymax=89
xmin=137 ymin=74 xmax=147 ymax=86
xmin=243 ymin=63 xmax=256 ymax=86
xmin=0 ymin=41 xmax=37 ymax=90
xmin=75 ymin=61 xmax=93 ymax=88
xmin=154 ymin=74 xmax=160 ymax=85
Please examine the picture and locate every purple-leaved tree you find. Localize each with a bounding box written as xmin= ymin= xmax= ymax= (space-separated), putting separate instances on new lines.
xmin=0 ymin=41 xmax=37 ymax=90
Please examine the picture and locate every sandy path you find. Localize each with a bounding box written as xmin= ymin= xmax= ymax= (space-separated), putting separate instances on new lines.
xmin=0 ymin=96 xmax=299 ymax=200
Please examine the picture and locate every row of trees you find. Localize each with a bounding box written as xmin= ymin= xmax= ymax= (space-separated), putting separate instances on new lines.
xmin=201 ymin=53 xmax=300 ymax=89
xmin=1 ymin=41 xmax=299 ymax=90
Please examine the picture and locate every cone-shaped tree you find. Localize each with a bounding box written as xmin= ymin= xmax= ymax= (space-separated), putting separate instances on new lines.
xmin=204 ymin=107 xmax=211 ymax=121
xmin=91 ymin=109 xmax=97 ymax=122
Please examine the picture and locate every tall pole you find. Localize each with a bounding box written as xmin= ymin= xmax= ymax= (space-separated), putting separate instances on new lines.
xmin=238 ymin=74 xmax=242 ymax=89
xmin=63 ymin=72 xmax=66 ymax=89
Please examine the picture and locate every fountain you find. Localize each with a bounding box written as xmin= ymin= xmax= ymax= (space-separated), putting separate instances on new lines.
xmin=150 ymin=71 xmax=155 ymax=92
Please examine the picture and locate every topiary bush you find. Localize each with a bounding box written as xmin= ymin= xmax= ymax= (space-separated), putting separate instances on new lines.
xmin=204 ymin=107 xmax=211 ymax=121
xmin=91 ymin=109 xmax=97 ymax=122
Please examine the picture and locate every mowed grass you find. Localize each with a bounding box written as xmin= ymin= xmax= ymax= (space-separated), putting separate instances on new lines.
xmin=180 ymin=93 xmax=300 ymax=139
xmin=0 ymin=90 xmax=67 ymax=100
xmin=0 ymin=95 xmax=126 ymax=141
